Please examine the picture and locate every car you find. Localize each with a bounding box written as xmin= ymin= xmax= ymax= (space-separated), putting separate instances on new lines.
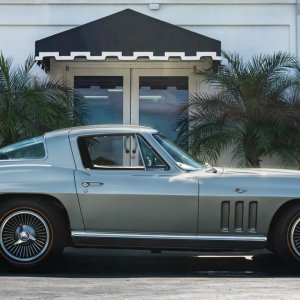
xmin=0 ymin=125 xmax=300 ymax=270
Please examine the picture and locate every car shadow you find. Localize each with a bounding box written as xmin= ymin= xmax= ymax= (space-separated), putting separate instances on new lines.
xmin=0 ymin=248 xmax=296 ymax=278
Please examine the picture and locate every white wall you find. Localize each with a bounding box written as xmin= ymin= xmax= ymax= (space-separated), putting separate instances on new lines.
xmin=0 ymin=0 xmax=297 ymax=65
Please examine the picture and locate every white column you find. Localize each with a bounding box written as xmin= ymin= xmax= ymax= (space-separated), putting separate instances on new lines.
xmin=297 ymin=0 xmax=300 ymax=59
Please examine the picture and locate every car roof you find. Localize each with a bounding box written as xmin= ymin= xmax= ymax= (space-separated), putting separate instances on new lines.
xmin=44 ymin=124 xmax=158 ymax=139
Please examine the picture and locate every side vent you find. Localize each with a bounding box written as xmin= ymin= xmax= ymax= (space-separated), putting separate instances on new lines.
xmin=234 ymin=201 xmax=244 ymax=232
xmin=221 ymin=201 xmax=230 ymax=231
xmin=248 ymin=201 xmax=258 ymax=232
xmin=220 ymin=201 xmax=257 ymax=233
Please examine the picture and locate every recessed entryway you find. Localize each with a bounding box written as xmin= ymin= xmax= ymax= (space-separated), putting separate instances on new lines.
xmin=67 ymin=64 xmax=196 ymax=141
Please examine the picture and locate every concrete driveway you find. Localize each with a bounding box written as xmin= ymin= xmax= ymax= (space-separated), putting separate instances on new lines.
xmin=0 ymin=248 xmax=298 ymax=299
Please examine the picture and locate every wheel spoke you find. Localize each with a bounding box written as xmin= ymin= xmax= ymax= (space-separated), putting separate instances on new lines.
xmin=28 ymin=244 xmax=32 ymax=257
xmin=9 ymin=217 xmax=19 ymax=228
xmin=32 ymin=242 xmax=41 ymax=253
xmin=10 ymin=245 xmax=18 ymax=255
xmin=16 ymin=214 xmax=22 ymax=226
xmin=4 ymin=223 xmax=16 ymax=231
xmin=24 ymin=245 xmax=28 ymax=259
xmin=28 ymin=215 xmax=35 ymax=227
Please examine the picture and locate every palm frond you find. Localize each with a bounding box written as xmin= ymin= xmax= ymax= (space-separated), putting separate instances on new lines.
xmin=0 ymin=54 xmax=90 ymax=147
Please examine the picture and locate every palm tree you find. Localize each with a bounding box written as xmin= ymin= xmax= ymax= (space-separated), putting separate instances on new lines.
xmin=177 ymin=51 xmax=300 ymax=168
xmin=0 ymin=53 xmax=89 ymax=147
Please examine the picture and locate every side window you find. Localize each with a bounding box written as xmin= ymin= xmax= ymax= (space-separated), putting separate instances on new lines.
xmin=78 ymin=134 xmax=145 ymax=169
xmin=137 ymin=135 xmax=168 ymax=170
xmin=0 ymin=136 xmax=46 ymax=160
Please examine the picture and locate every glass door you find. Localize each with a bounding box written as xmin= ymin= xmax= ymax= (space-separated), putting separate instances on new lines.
xmin=131 ymin=69 xmax=192 ymax=141
xmin=68 ymin=68 xmax=131 ymax=125
xmin=68 ymin=67 xmax=195 ymax=142
xmin=74 ymin=76 xmax=123 ymax=125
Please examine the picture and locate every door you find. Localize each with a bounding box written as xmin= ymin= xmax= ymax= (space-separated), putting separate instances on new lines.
xmin=70 ymin=68 xmax=131 ymax=125
xmin=69 ymin=66 xmax=193 ymax=141
xmin=71 ymin=132 xmax=198 ymax=235
xmin=131 ymin=69 xmax=191 ymax=141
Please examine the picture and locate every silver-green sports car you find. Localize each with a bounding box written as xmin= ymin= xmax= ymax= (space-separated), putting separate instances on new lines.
xmin=0 ymin=125 xmax=300 ymax=270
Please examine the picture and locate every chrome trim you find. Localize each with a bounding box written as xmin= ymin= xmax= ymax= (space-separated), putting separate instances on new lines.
xmin=71 ymin=231 xmax=267 ymax=242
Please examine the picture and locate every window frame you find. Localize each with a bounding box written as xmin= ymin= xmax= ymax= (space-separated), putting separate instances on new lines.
xmin=78 ymin=133 xmax=143 ymax=170
xmin=77 ymin=133 xmax=169 ymax=171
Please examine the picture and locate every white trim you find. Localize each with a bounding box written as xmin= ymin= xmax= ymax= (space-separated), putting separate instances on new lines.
xmin=71 ymin=231 xmax=267 ymax=242
xmin=35 ymin=51 xmax=222 ymax=62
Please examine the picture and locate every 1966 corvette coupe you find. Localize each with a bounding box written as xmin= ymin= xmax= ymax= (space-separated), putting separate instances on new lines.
xmin=0 ymin=125 xmax=300 ymax=269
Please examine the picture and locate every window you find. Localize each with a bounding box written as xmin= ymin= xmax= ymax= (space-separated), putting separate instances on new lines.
xmin=78 ymin=134 xmax=144 ymax=169
xmin=74 ymin=76 xmax=123 ymax=125
xmin=139 ymin=76 xmax=188 ymax=141
xmin=78 ymin=134 xmax=168 ymax=170
xmin=0 ymin=136 xmax=46 ymax=160
xmin=137 ymin=136 xmax=167 ymax=170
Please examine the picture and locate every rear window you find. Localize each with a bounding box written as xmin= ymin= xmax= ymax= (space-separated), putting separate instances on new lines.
xmin=0 ymin=136 xmax=46 ymax=160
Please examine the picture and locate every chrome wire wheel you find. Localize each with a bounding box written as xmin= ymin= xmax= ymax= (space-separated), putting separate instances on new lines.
xmin=0 ymin=210 xmax=50 ymax=262
xmin=290 ymin=216 xmax=300 ymax=258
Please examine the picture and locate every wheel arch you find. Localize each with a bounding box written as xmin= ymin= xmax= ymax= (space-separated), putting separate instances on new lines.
xmin=267 ymin=198 xmax=300 ymax=248
xmin=0 ymin=193 xmax=72 ymax=245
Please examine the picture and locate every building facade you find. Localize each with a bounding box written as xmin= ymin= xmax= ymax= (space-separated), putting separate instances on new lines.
xmin=0 ymin=0 xmax=299 ymax=166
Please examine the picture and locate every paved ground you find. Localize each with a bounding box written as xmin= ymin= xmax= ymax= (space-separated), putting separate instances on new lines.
xmin=0 ymin=248 xmax=299 ymax=299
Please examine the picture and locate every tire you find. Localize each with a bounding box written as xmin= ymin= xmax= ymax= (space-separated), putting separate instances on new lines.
xmin=272 ymin=203 xmax=300 ymax=272
xmin=0 ymin=197 xmax=67 ymax=269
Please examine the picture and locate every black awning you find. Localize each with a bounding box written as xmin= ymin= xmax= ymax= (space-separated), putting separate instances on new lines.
xmin=35 ymin=9 xmax=221 ymax=71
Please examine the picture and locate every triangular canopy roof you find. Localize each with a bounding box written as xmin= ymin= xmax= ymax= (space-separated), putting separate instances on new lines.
xmin=35 ymin=9 xmax=221 ymax=70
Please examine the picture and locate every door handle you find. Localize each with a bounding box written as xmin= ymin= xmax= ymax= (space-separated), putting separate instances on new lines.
xmin=82 ymin=182 xmax=104 ymax=188
xmin=124 ymin=136 xmax=130 ymax=153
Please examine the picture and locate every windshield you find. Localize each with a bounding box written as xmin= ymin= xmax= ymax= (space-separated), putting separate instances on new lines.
xmin=0 ymin=136 xmax=46 ymax=160
xmin=153 ymin=134 xmax=203 ymax=171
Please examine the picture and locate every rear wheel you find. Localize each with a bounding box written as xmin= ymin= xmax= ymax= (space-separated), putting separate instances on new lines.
xmin=0 ymin=198 xmax=67 ymax=269
xmin=273 ymin=203 xmax=300 ymax=271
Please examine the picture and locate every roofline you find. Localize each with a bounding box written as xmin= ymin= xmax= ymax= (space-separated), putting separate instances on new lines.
xmin=44 ymin=125 xmax=158 ymax=139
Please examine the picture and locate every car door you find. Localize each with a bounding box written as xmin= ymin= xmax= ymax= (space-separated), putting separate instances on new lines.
xmin=71 ymin=132 xmax=198 ymax=236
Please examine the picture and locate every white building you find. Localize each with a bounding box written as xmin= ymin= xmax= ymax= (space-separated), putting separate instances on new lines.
xmin=0 ymin=0 xmax=298 ymax=165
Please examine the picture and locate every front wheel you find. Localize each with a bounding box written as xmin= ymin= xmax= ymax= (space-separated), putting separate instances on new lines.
xmin=273 ymin=203 xmax=300 ymax=271
xmin=0 ymin=198 xmax=66 ymax=269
